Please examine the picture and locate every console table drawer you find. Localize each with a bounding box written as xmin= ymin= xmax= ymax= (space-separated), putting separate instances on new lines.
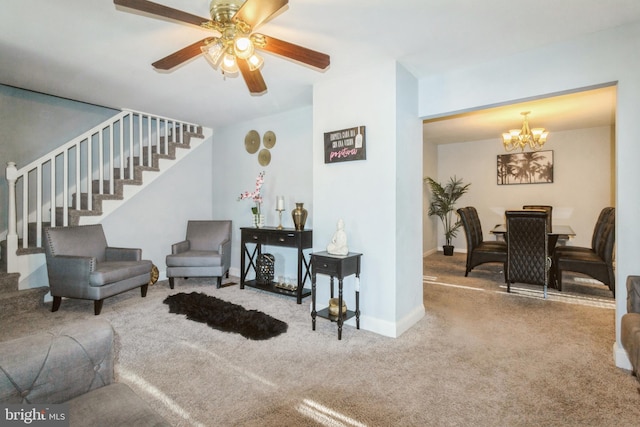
xmin=268 ymin=232 xmax=299 ymax=247
xmin=245 ymin=232 xmax=268 ymax=244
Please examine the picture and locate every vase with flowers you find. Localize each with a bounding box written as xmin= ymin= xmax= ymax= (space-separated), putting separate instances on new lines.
xmin=239 ymin=171 xmax=265 ymax=228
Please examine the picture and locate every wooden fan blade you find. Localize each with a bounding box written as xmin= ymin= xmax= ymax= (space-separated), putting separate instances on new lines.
xmin=255 ymin=34 xmax=330 ymax=70
xmin=152 ymin=38 xmax=215 ymax=70
xmin=114 ymin=0 xmax=210 ymax=27
xmin=238 ymin=59 xmax=267 ymax=95
xmin=233 ymin=0 xmax=288 ymax=29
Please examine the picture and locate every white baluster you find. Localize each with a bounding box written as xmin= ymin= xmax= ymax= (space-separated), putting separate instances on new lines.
xmin=6 ymin=162 xmax=18 ymax=272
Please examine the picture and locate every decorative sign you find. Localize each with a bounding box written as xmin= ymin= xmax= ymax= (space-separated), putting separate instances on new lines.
xmin=323 ymin=126 xmax=366 ymax=164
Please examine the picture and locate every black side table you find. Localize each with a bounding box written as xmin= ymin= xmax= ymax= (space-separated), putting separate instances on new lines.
xmin=311 ymin=251 xmax=362 ymax=340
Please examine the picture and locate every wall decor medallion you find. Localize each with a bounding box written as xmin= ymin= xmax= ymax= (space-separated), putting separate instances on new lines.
xmin=245 ymin=130 xmax=260 ymax=154
xmin=263 ymin=130 xmax=276 ymax=149
xmin=497 ymin=150 xmax=553 ymax=185
xmin=258 ymin=148 xmax=271 ymax=166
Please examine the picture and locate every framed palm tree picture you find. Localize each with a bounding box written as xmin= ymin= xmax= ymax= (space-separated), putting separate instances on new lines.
xmin=497 ymin=150 xmax=553 ymax=185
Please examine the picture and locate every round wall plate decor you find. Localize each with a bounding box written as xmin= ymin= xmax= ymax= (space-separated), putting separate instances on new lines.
xmin=263 ymin=130 xmax=276 ymax=149
xmin=244 ymin=130 xmax=260 ymax=154
xmin=258 ymin=149 xmax=271 ymax=166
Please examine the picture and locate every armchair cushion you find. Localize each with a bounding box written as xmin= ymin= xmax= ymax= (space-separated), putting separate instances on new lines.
xmin=90 ymin=261 xmax=154 ymax=287
xmin=166 ymin=250 xmax=223 ymax=267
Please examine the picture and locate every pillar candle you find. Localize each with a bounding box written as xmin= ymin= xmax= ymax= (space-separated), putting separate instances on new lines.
xmin=276 ymin=196 xmax=285 ymax=211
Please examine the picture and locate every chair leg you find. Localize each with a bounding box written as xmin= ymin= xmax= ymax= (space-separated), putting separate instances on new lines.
xmin=141 ymin=284 xmax=148 ymax=298
xmin=94 ymin=300 xmax=104 ymax=316
xmin=557 ymin=270 xmax=563 ymax=292
xmin=51 ymin=296 xmax=61 ymax=312
xmin=226 ymin=271 xmax=230 ymax=278
xmin=217 ymin=276 xmax=222 ymax=289
xmin=169 ymin=277 xmax=175 ymax=289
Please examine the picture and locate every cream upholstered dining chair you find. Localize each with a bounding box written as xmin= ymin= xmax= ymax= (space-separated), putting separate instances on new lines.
xmin=43 ymin=224 xmax=153 ymax=315
xmin=505 ymin=210 xmax=551 ymax=298
xmin=165 ymin=220 xmax=232 ymax=289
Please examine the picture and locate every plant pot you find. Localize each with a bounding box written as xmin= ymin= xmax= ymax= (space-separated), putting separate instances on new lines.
xmin=443 ymin=245 xmax=454 ymax=256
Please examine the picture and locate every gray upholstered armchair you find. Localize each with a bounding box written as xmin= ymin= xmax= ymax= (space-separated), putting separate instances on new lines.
xmin=165 ymin=220 xmax=232 ymax=289
xmin=43 ymin=224 xmax=153 ymax=315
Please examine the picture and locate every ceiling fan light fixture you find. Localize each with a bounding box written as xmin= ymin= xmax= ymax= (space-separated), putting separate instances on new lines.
xmin=234 ymin=36 xmax=254 ymax=59
xmin=247 ymin=53 xmax=264 ymax=71
xmin=201 ymin=41 xmax=225 ymax=68
xmin=220 ymin=52 xmax=239 ymax=74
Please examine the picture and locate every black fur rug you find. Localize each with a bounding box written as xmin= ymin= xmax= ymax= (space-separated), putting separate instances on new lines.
xmin=163 ymin=292 xmax=288 ymax=340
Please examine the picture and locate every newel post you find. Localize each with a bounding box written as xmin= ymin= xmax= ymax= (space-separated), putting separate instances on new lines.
xmin=5 ymin=162 xmax=18 ymax=273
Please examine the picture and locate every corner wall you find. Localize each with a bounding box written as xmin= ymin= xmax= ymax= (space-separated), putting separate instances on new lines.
xmin=313 ymin=61 xmax=424 ymax=337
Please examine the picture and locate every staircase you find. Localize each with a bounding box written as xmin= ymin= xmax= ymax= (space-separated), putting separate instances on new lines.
xmin=3 ymin=109 xmax=211 ymax=294
xmin=0 ymin=271 xmax=48 ymax=320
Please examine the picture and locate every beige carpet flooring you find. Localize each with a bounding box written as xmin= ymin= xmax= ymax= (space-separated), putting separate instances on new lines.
xmin=2 ymin=253 xmax=639 ymax=426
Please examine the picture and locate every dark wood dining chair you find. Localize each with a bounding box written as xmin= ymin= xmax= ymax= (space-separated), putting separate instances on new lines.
xmin=457 ymin=206 xmax=507 ymax=280
xmin=506 ymin=210 xmax=550 ymax=298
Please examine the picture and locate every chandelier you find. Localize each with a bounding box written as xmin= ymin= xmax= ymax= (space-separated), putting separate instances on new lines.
xmin=199 ymin=0 xmax=264 ymax=76
xmin=502 ymin=111 xmax=549 ymax=152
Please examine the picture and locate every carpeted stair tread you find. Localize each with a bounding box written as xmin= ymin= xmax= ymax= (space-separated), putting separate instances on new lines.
xmin=0 ymin=286 xmax=49 ymax=321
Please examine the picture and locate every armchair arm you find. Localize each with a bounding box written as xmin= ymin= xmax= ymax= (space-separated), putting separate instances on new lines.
xmin=627 ymin=276 xmax=640 ymax=314
xmin=47 ymin=255 xmax=96 ymax=286
xmin=219 ymin=238 xmax=231 ymax=269
xmin=105 ymin=247 xmax=142 ymax=262
xmin=171 ymin=240 xmax=190 ymax=255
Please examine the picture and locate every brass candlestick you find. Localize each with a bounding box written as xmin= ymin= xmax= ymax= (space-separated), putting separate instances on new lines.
xmin=276 ymin=209 xmax=284 ymax=229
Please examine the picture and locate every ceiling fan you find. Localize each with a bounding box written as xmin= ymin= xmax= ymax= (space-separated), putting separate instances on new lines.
xmin=113 ymin=0 xmax=330 ymax=95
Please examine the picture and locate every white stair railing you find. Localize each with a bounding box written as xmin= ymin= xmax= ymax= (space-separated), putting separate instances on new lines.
xmin=4 ymin=109 xmax=199 ymax=273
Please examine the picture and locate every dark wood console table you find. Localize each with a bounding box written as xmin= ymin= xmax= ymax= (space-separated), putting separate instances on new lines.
xmin=311 ymin=251 xmax=362 ymax=340
xmin=240 ymin=227 xmax=312 ymax=304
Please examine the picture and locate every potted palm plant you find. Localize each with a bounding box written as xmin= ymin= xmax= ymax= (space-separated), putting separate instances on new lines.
xmin=424 ymin=176 xmax=471 ymax=256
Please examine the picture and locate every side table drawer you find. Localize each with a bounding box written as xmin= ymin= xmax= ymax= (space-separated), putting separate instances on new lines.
xmin=313 ymin=257 xmax=341 ymax=275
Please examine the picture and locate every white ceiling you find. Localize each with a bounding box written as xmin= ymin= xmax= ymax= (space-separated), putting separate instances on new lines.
xmin=423 ymin=85 xmax=617 ymax=145
xmin=1 ymin=1 xmax=639 ymax=130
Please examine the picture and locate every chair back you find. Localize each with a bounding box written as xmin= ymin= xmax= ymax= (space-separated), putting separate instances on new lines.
xmin=594 ymin=208 xmax=615 ymax=263
xmin=506 ymin=210 xmax=549 ymax=287
xmin=44 ymin=224 xmax=108 ymax=262
xmin=523 ymin=205 xmax=552 ymax=232
xmin=186 ymin=220 xmax=232 ymax=251
xmin=591 ymin=207 xmax=615 ymax=250
xmin=457 ymin=207 xmax=484 ymax=250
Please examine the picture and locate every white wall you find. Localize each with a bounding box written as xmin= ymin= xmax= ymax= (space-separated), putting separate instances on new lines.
xmin=100 ymin=140 xmax=213 ymax=273
xmin=418 ymin=21 xmax=640 ymax=368
xmin=313 ymin=61 xmax=425 ymax=337
xmin=428 ymin=126 xmax=614 ymax=251
xmin=211 ymin=107 xmax=314 ymax=282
